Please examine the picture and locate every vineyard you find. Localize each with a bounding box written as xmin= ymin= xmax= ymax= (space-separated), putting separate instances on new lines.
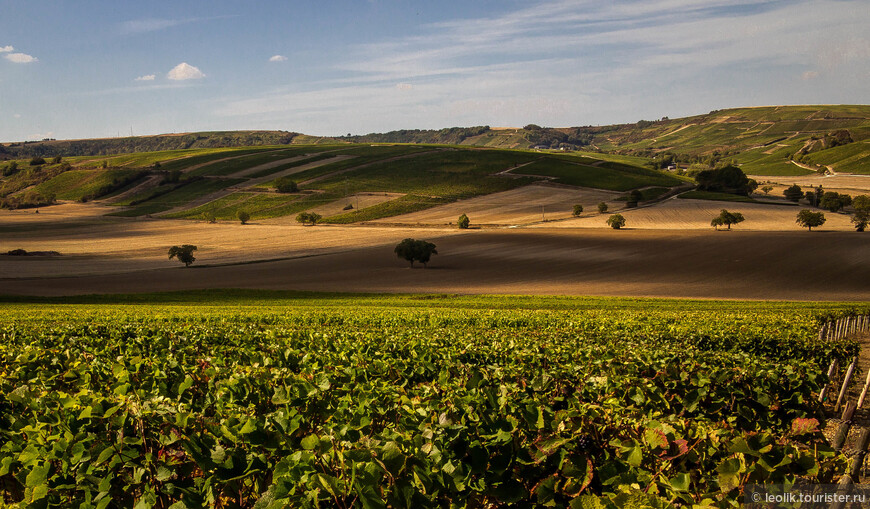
xmin=0 ymin=295 xmax=868 ymax=507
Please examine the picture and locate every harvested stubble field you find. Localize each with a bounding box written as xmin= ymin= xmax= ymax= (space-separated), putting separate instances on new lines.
xmin=544 ymin=197 xmax=856 ymax=231
xmin=2 ymin=210 xmax=869 ymax=300
xmin=369 ymin=184 xmax=621 ymax=226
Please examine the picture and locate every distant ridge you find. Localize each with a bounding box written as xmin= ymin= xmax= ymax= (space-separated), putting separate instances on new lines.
xmin=0 ymin=131 xmax=299 ymax=159
xmin=3 ymin=105 xmax=869 ymax=175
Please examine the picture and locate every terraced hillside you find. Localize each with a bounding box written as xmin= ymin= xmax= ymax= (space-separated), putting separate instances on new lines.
xmin=585 ymin=105 xmax=870 ymax=176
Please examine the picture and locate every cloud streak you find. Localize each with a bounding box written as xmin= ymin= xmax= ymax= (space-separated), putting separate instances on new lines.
xmin=4 ymin=53 xmax=38 ymax=64
xmin=117 ymin=15 xmax=237 ymax=35
xmin=213 ymin=0 xmax=869 ymax=133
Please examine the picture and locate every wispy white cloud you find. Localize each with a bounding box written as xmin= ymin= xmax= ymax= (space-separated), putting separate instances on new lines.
xmin=167 ymin=63 xmax=205 ymax=81
xmin=0 ymin=45 xmax=13 ymax=53
xmin=214 ymin=0 xmax=870 ymax=132
xmin=4 ymin=52 xmax=38 ymax=64
xmin=119 ymin=18 xmax=185 ymax=34
xmin=269 ymin=55 xmax=287 ymax=62
xmin=135 ymin=74 xmax=156 ymax=81
xmin=118 ymin=15 xmax=238 ymax=35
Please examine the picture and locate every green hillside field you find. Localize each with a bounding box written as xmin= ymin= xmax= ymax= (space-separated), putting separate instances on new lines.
xmin=585 ymin=105 xmax=870 ymax=176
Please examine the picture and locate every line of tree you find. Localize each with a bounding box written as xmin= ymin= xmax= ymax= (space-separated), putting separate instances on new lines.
xmin=785 ymin=184 xmax=869 ymax=231
xmin=340 ymin=127 xmax=491 ymax=145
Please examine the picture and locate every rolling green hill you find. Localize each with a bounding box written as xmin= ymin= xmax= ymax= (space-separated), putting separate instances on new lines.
xmin=3 ymin=105 xmax=867 ymax=215
xmin=0 ymin=144 xmax=682 ymax=221
xmin=582 ymin=105 xmax=870 ymax=176
xmin=4 ymin=106 xmax=867 ymax=177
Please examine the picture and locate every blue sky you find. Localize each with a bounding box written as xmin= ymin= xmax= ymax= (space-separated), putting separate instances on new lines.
xmin=1 ymin=0 xmax=868 ymax=141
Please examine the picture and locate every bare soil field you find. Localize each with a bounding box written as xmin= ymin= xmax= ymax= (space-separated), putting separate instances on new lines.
xmin=370 ymin=183 xmax=621 ymax=226
xmin=2 ymin=228 xmax=868 ymax=300
xmin=541 ymin=197 xmax=856 ymax=231
xmin=0 ymin=204 xmax=456 ymax=278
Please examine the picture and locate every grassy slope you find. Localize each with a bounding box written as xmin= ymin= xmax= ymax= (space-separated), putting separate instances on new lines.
xmin=7 ymin=143 xmax=685 ymax=221
xmin=590 ymin=105 xmax=870 ymax=176
xmin=33 ymin=168 xmax=145 ymax=200
xmin=107 ymin=178 xmax=246 ymax=217
xmin=520 ymin=157 xmax=683 ymax=191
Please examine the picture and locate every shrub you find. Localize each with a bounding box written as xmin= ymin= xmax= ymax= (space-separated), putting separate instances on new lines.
xmin=29 ymin=156 xmax=46 ymax=166
xmin=607 ymin=214 xmax=626 ymax=229
xmin=2 ymin=162 xmax=19 ymax=176
xmin=783 ymin=184 xmax=803 ymax=202
xmin=457 ymin=213 xmax=470 ymax=229
xmin=597 ymin=202 xmax=608 ymax=213
xmin=296 ymin=211 xmax=322 ymax=226
xmin=274 ymin=177 xmax=299 ymax=193
xmin=572 ymin=204 xmax=583 ymax=216
xmin=238 ymin=210 xmax=251 ymax=225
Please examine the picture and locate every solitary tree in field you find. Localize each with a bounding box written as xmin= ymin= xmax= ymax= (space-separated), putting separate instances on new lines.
xmin=296 ymin=211 xmax=322 ymax=226
xmin=572 ymin=204 xmax=583 ymax=216
xmin=457 ymin=213 xmax=470 ymax=229
xmin=761 ymin=185 xmax=773 ymax=195
xmin=597 ymin=202 xmax=608 ymax=214
xmin=796 ymin=209 xmax=826 ymax=231
xmin=606 ymin=214 xmax=626 ymax=229
xmin=783 ymin=184 xmax=803 ymax=202
xmin=711 ymin=209 xmax=745 ymax=230
xmin=394 ymin=238 xmax=438 ymax=268
xmin=238 ymin=210 xmax=250 ymax=225
xmin=168 ymin=245 xmax=197 ymax=267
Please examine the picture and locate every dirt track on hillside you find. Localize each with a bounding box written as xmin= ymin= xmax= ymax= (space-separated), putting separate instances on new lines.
xmin=2 ymin=228 xmax=868 ymax=300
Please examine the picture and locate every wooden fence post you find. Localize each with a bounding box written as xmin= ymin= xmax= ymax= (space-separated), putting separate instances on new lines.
xmin=820 ymin=359 xmax=839 ymax=403
xmin=835 ymin=357 xmax=857 ymax=412
xmin=857 ymin=367 xmax=870 ymax=409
